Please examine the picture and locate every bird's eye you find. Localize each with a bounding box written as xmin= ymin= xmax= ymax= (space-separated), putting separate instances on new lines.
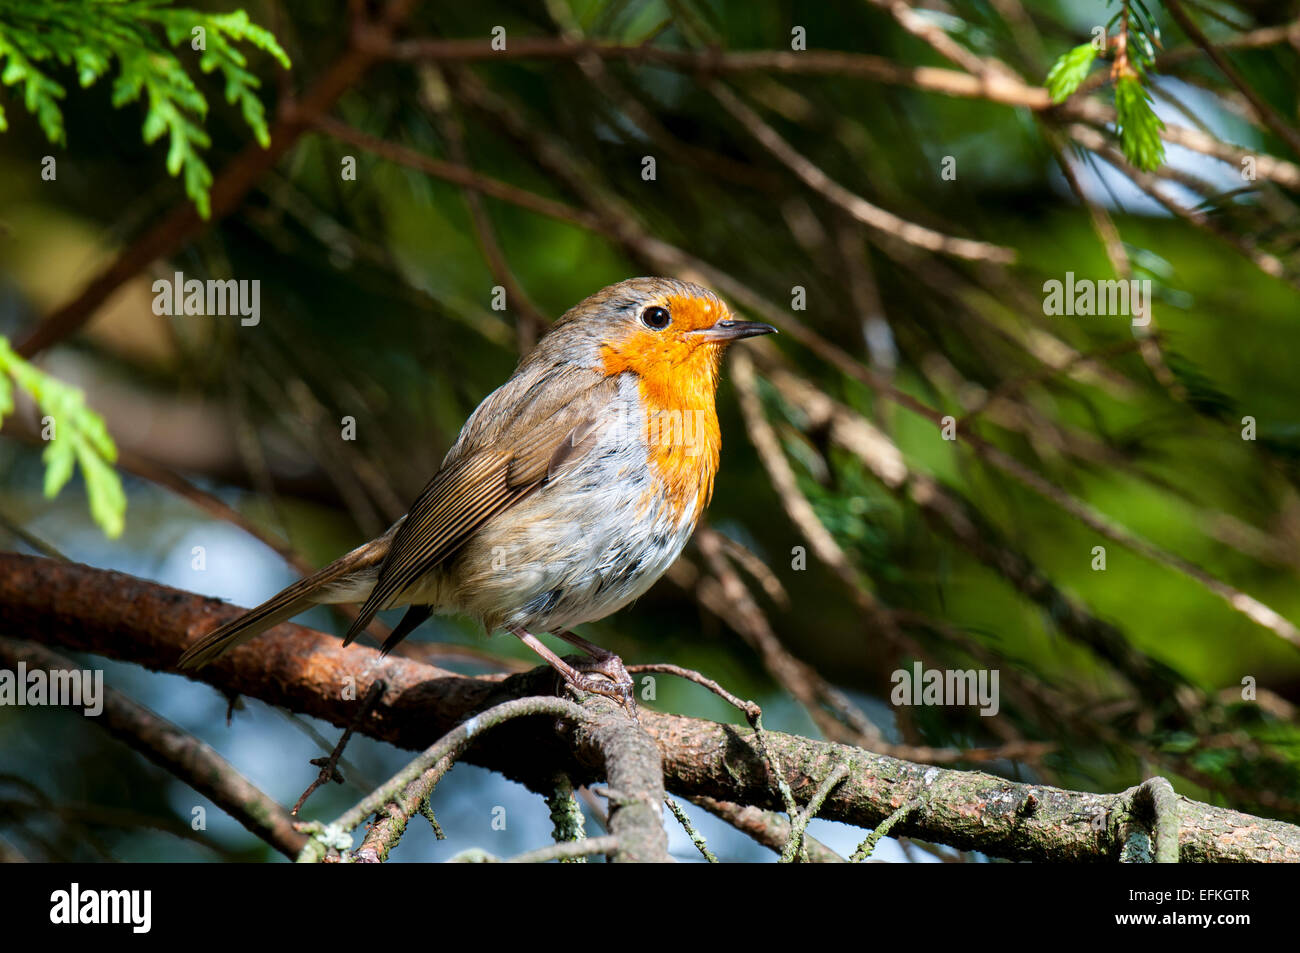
xmin=640 ymin=306 xmax=671 ymax=331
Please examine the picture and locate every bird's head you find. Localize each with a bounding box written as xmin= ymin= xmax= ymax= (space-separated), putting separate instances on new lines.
xmin=546 ymin=277 xmax=776 ymax=396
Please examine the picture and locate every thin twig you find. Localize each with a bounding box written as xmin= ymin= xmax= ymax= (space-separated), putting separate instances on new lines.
xmin=689 ymin=795 xmax=846 ymax=862
xmin=309 ymin=696 xmax=591 ymax=863
xmin=1132 ymin=776 xmax=1182 ymax=864
xmin=545 ymin=772 xmax=587 ymax=862
xmin=627 ymin=662 xmax=759 ymax=721
xmin=780 ymin=762 xmax=850 ymax=863
xmin=852 ymin=799 xmax=919 ymax=862
xmin=665 ymin=797 xmax=717 ymax=863
xmin=507 ymin=835 xmax=620 ymax=863
xmin=1043 ymin=131 xmax=1183 ymax=398
xmin=0 ymin=508 xmax=68 ymax=561
xmin=16 ymin=0 xmax=418 ymax=358
xmin=624 ymin=661 xmax=798 ymax=819
xmin=1166 ymin=2 xmax=1300 ymax=158
xmin=711 ymin=82 xmax=1016 ymax=263
xmin=417 ymin=63 xmax=549 ymax=353
xmin=292 ymin=679 xmax=387 ymax=816
xmin=0 ymin=637 xmax=307 ymax=859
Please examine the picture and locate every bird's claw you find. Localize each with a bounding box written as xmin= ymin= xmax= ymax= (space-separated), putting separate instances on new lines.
xmin=560 ymin=654 xmax=638 ymax=717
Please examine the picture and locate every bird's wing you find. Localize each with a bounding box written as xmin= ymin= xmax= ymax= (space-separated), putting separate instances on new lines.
xmin=342 ymin=372 xmax=623 ymax=645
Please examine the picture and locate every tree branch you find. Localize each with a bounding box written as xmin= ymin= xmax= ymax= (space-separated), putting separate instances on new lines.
xmin=0 ymin=636 xmax=306 ymax=859
xmin=1 ymin=554 xmax=1296 ymax=862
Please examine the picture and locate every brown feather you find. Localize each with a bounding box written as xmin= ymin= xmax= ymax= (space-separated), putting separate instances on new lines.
xmin=341 ymin=373 xmax=622 ymax=647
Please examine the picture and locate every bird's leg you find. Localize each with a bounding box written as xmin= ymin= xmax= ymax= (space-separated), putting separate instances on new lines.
xmin=554 ymin=629 xmax=615 ymax=659
xmin=508 ymin=627 xmax=636 ymax=712
xmin=555 ymin=630 xmax=637 ymax=713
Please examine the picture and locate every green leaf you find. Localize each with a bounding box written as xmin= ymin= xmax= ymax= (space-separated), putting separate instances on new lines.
xmin=2 ymin=333 xmax=126 ymax=538
xmin=73 ymin=434 xmax=126 ymax=539
xmin=1114 ymin=75 xmax=1166 ymax=171
xmin=0 ymin=2 xmax=288 ymax=216
xmin=1045 ymin=44 xmax=1097 ymax=104
xmin=73 ymin=404 xmax=117 ymax=461
xmin=42 ymin=437 xmax=76 ymax=498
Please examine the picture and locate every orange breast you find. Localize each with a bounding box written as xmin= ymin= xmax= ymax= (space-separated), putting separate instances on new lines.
xmin=637 ymin=373 xmax=721 ymax=520
xmin=600 ymin=343 xmax=722 ymax=521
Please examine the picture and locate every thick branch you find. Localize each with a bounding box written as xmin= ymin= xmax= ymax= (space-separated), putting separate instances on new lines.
xmin=1 ymin=554 xmax=1296 ymax=862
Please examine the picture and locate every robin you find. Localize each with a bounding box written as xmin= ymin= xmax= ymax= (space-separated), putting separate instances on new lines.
xmin=177 ymin=277 xmax=775 ymax=704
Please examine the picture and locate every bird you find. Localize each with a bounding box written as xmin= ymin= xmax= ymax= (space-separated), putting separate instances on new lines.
xmin=177 ymin=277 xmax=776 ymax=704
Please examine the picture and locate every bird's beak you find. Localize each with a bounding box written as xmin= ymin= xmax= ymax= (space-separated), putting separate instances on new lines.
xmin=687 ymin=319 xmax=779 ymax=343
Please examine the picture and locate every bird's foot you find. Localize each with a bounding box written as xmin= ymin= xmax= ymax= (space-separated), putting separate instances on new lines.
xmin=508 ymin=627 xmax=638 ymax=716
xmin=560 ymin=652 xmax=638 ymax=715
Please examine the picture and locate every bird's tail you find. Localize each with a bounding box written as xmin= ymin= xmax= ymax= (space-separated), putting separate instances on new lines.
xmin=176 ymin=536 xmax=390 ymax=669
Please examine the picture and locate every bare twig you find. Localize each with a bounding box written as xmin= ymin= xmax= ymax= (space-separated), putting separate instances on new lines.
xmin=291 ymin=678 xmax=386 ymax=816
xmin=333 ymin=696 xmax=594 ymax=863
xmin=852 ymin=798 xmax=919 ymax=862
xmin=506 ymin=835 xmax=619 ymax=863
xmin=0 ymin=636 xmax=307 ymax=859
xmin=1043 ymin=131 xmax=1182 ymax=397
xmin=1166 ymin=2 xmax=1300 ymax=158
xmin=627 ymin=662 xmax=759 ymax=721
xmin=314 ymin=116 xmax=604 ymax=230
xmin=626 ymin=661 xmax=798 ymax=820
xmin=545 ymin=772 xmax=587 ymax=862
xmin=1131 ymin=776 xmax=1182 ymax=864
xmin=417 ymin=64 xmax=549 ymax=352
xmin=666 ymin=797 xmax=717 ymax=862
xmin=1068 ymin=123 xmax=1293 ymax=286
xmin=689 ymin=795 xmax=846 ymax=862
xmin=711 ymin=83 xmax=1015 ymax=263
xmin=779 ymin=762 xmax=850 ymax=863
